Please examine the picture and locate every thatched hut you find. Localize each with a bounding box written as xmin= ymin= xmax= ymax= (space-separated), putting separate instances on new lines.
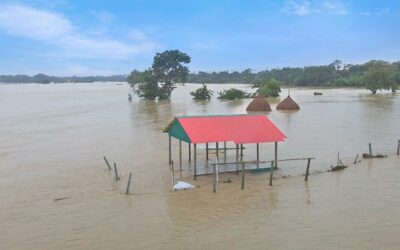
xmin=246 ymin=96 xmax=272 ymax=112
xmin=276 ymin=96 xmax=300 ymax=110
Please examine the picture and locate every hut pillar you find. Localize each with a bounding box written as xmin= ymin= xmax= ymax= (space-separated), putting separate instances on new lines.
xmin=194 ymin=144 xmax=197 ymax=180
xmin=236 ymin=144 xmax=239 ymax=172
xmin=269 ymin=142 xmax=278 ymax=186
xmin=188 ymin=143 xmax=191 ymax=162
xmin=168 ymin=135 xmax=172 ymax=164
xmin=206 ymin=143 xmax=209 ymax=160
xmin=256 ymin=143 xmax=259 ymax=168
xmin=179 ymin=140 xmax=182 ymax=171
xmin=216 ymin=142 xmax=219 ymax=159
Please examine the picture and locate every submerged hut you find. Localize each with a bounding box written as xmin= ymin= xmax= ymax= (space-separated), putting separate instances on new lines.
xmin=246 ymin=96 xmax=272 ymax=112
xmin=276 ymin=95 xmax=300 ymax=111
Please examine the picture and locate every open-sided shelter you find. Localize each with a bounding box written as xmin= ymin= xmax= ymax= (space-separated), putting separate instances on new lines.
xmin=163 ymin=114 xmax=286 ymax=180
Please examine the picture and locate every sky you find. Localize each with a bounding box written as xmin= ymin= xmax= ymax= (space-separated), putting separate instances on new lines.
xmin=0 ymin=0 xmax=399 ymax=76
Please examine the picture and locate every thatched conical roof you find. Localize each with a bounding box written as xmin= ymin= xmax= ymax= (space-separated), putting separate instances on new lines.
xmin=246 ymin=96 xmax=272 ymax=112
xmin=276 ymin=95 xmax=300 ymax=110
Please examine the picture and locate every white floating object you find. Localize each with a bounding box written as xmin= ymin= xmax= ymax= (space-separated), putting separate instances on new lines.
xmin=173 ymin=181 xmax=195 ymax=191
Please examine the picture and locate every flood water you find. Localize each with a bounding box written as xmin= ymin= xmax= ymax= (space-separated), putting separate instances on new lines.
xmin=0 ymin=83 xmax=399 ymax=249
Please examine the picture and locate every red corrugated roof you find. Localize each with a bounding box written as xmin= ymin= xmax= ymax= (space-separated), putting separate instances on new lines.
xmin=173 ymin=115 xmax=285 ymax=144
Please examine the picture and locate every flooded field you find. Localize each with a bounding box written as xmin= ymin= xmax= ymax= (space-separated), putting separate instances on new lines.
xmin=0 ymin=83 xmax=399 ymax=249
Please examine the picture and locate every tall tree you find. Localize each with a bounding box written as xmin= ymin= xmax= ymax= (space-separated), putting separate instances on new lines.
xmin=129 ymin=50 xmax=191 ymax=100
xmin=362 ymin=61 xmax=396 ymax=94
xmin=152 ymin=50 xmax=191 ymax=99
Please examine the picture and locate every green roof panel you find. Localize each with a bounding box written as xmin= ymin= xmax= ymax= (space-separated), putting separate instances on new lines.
xmin=169 ymin=120 xmax=191 ymax=143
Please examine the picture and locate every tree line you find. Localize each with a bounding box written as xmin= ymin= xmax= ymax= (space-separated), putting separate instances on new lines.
xmin=188 ymin=59 xmax=400 ymax=90
xmin=0 ymin=73 xmax=127 ymax=84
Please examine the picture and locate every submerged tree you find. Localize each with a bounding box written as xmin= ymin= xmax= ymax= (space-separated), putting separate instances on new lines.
xmin=362 ymin=61 xmax=396 ymax=94
xmin=190 ymin=84 xmax=214 ymax=100
xmin=218 ymin=88 xmax=251 ymax=100
xmin=128 ymin=50 xmax=191 ymax=100
xmin=252 ymin=78 xmax=282 ymax=97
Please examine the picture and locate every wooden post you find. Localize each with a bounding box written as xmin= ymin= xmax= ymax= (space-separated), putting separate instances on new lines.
xmin=213 ymin=164 xmax=217 ymax=193
xmin=216 ymin=142 xmax=219 ymax=159
xmin=113 ymin=163 xmax=119 ymax=181
xmin=168 ymin=135 xmax=172 ymax=164
xmin=256 ymin=143 xmax=259 ymax=168
xmin=369 ymin=142 xmax=372 ymax=156
xmin=179 ymin=140 xmax=182 ymax=171
xmin=275 ymin=142 xmax=278 ymax=169
xmin=305 ymin=158 xmax=311 ymax=181
xmin=206 ymin=143 xmax=209 ymax=160
xmin=240 ymin=144 xmax=244 ymax=157
xmin=236 ymin=144 xmax=239 ymax=173
xmin=354 ymin=153 xmax=359 ymax=164
xmin=126 ymin=173 xmax=132 ymax=194
xmin=103 ymin=156 xmax=111 ymax=170
xmin=241 ymin=162 xmax=245 ymax=190
xmin=194 ymin=144 xmax=197 ymax=180
xmin=270 ymin=142 xmax=278 ymax=186
xmin=397 ymin=140 xmax=400 ymax=155
xmin=269 ymin=161 xmax=274 ymax=186
xmin=188 ymin=143 xmax=191 ymax=162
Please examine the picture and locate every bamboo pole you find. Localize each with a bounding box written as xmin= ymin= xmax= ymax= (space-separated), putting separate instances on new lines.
xmin=256 ymin=143 xmax=259 ymax=168
xmin=179 ymin=140 xmax=182 ymax=171
xmin=240 ymin=144 xmax=244 ymax=157
xmin=337 ymin=152 xmax=340 ymax=166
xmin=241 ymin=162 xmax=245 ymax=190
xmin=206 ymin=143 xmax=209 ymax=160
xmin=216 ymin=142 xmax=219 ymax=159
xmin=168 ymin=135 xmax=172 ymax=164
xmin=194 ymin=144 xmax=197 ymax=180
xmin=269 ymin=161 xmax=274 ymax=186
xmin=236 ymin=144 xmax=239 ymax=173
xmin=103 ymin=156 xmax=111 ymax=170
xmin=305 ymin=158 xmax=311 ymax=181
xmin=126 ymin=173 xmax=132 ymax=194
xmin=354 ymin=153 xmax=359 ymax=164
xmin=269 ymin=142 xmax=278 ymax=186
xmin=369 ymin=142 xmax=372 ymax=156
xmin=113 ymin=163 xmax=119 ymax=181
xmin=188 ymin=143 xmax=191 ymax=162
xmin=397 ymin=140 xmax=400 ymax=155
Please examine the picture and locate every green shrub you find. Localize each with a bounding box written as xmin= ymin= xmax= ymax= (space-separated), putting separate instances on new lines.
xmin=190 ymin=84 xmax=214 ymax=100
xmin=218 ymin=88 xmax=250 ymax=100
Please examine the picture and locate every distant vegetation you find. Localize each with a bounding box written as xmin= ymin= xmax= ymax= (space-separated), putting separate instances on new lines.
xmin=187 ymin=60 xmax=400 ymax=94
xmin=0 ymin=73 xmax=127 ymax=84
xmin=190 ymin=84 xmax=213 ymax=100
xmin=128 ymin=50 xmax=191 ymax=100
xmin=218 ymin=88 xmax=251 ymax=100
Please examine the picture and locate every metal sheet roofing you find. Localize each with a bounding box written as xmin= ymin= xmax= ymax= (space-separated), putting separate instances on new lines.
xmin=163 ymin=114 xmax=286 ymax=144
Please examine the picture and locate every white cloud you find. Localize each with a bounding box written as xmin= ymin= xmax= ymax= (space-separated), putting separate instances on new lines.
xmin=323 ymin=1 xmax=347 ymax=15
xmin=0 ymin=4 xmax=160 ymax=59
xmin=283 ymin=0 xmax=348 ymax=16
xmin=0 ymin=5 xmax=73 ymax=39
xmin=283 ymin=1 xmax=311 ymax=16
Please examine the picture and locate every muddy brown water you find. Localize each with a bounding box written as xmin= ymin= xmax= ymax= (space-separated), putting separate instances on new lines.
xmin=0 ymin=83 xmax=399 ymax=249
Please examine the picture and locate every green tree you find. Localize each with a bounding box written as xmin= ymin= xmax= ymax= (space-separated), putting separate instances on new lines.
xmin=252 ymin=78 xmax=282 ymax=97
xmin=218 ymin=88 xmax=250 ymax=100
xmin=129 ymin=50 xmax=191 ymax=100
xmin=152 ymin=50 xmax=191 ymax=99
xmin=362 ymin=61 xmax=396 ymax=94
xmin=190 ymin=84 xmax=214 ymax=100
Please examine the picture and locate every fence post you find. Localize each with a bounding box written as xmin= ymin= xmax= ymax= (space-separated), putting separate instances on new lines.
xmin=125 ymin=173 xmax=132 ymax=194
xmin=305 ymin=158 xmax=311 ymax=181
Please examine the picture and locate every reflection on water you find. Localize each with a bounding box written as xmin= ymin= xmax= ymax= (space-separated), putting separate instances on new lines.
xmin=0 ymin=83 xmax=399 ymax=249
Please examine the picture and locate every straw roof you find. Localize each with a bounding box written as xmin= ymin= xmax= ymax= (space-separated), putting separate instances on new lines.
xmin=246 ymin=96 xmax=272 ymax=112
xmin=276 ymin=96 xmax=300 ymax=110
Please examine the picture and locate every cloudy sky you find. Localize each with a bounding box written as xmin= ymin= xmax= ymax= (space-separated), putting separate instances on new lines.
xmin=0 ymin=0 xmax=399 ymax=75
